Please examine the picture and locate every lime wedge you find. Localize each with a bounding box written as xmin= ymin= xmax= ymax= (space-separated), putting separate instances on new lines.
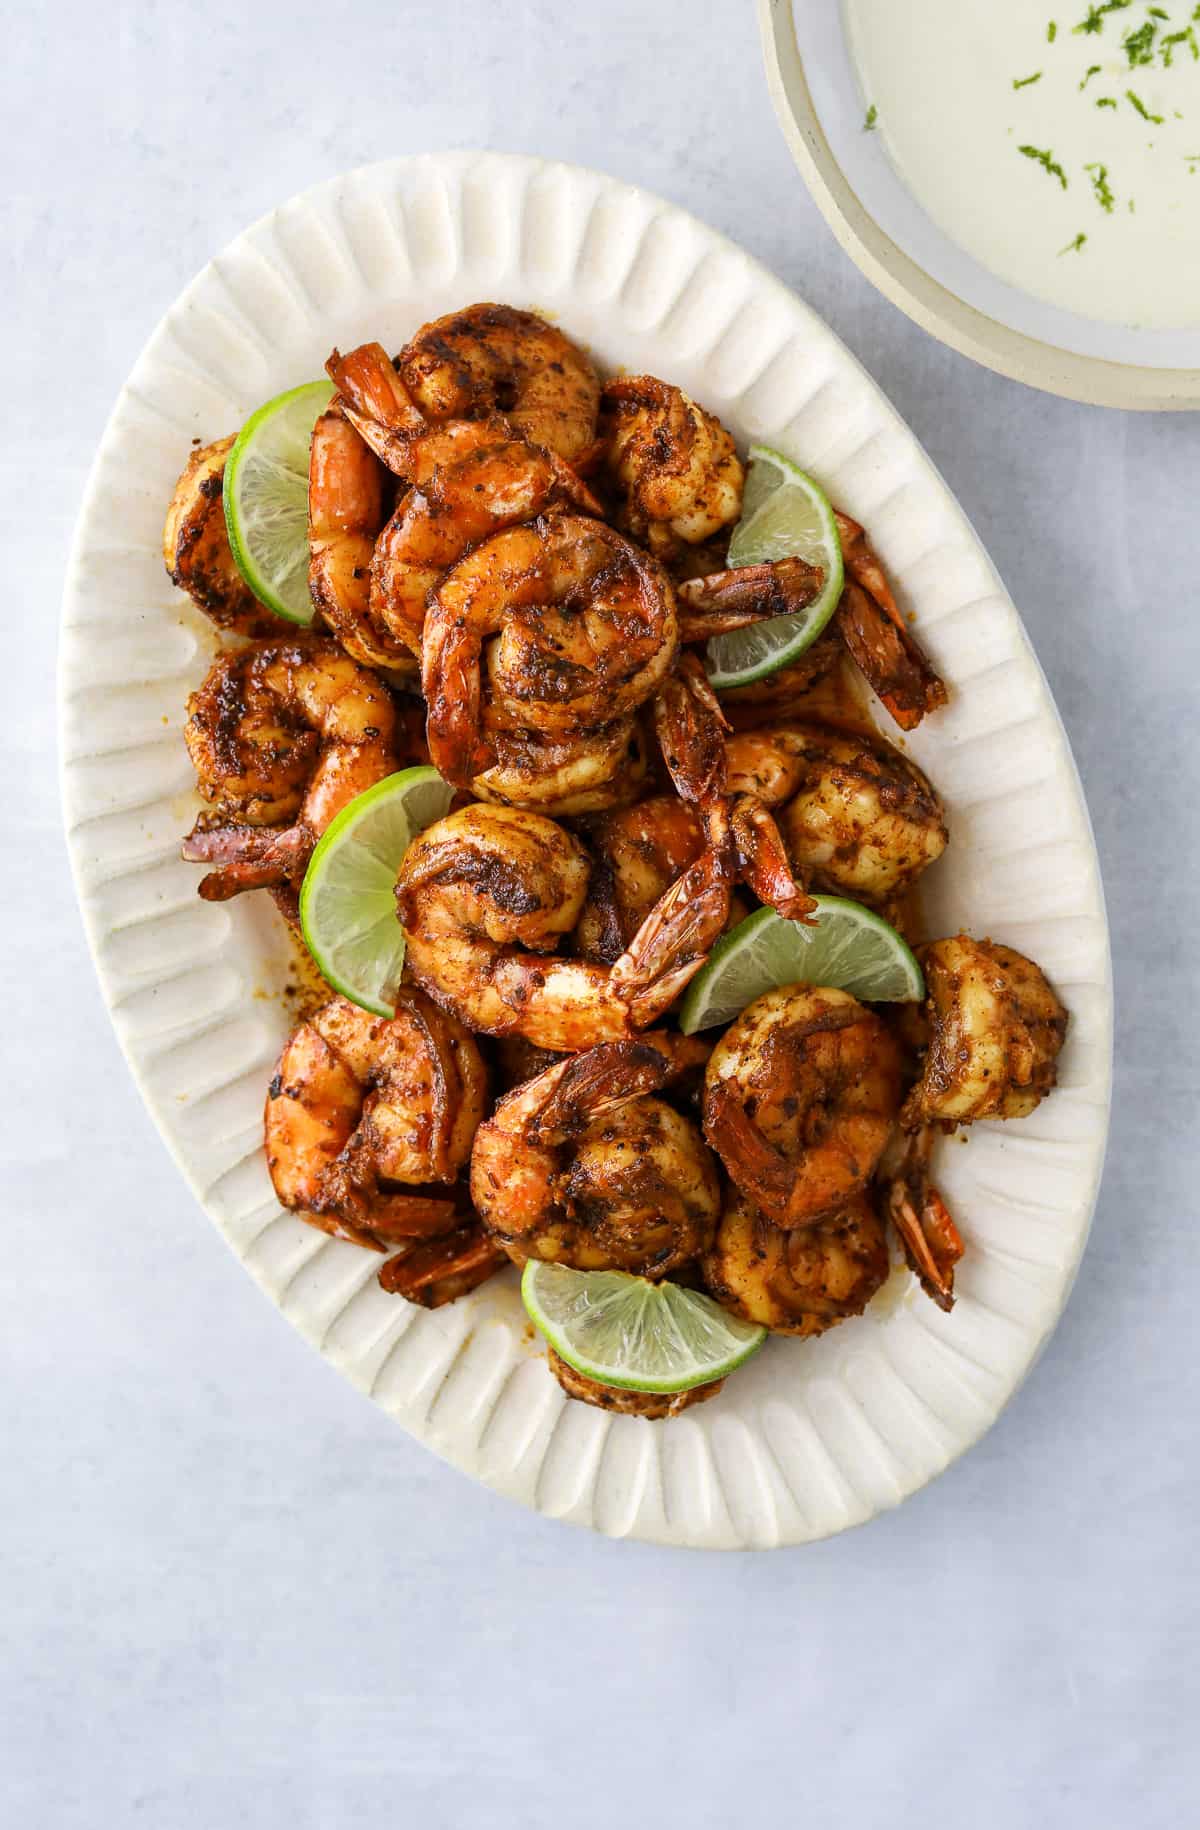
xmin=706 ymin=445 xmax=845 ymax=689
xmin=299 ymin=766 xmax=455 ymax=1015
xmin=522 ymin=1261 xmax=766 ymax=1394
xmin=678 ymin=897 xmax=924 ymax=1033
xmin=224 ymin=380 xmax=333 ymax=623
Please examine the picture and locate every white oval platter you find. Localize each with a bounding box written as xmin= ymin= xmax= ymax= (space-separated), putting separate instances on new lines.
xmin=59 ymin=152 xmax=1112 ymax=1549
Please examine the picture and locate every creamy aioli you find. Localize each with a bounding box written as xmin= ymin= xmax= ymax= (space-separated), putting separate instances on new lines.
xmin=844 ymin=0 xmax=1200 ymax=329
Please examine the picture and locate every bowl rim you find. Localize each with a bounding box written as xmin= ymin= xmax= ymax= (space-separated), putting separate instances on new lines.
xmin=758 ymin=0 xmax=1200 ymax=412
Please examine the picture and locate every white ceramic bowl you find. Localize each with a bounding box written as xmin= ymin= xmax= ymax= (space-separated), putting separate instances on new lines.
xmin=761 ymin=0 xmax=1200 ymax=409
xmin=60 ymin=151 xmax=1112 ymax=1548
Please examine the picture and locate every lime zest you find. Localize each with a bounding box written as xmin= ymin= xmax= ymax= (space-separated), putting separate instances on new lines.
xmin=1018 ymin=144 xmax=1069 ymax=189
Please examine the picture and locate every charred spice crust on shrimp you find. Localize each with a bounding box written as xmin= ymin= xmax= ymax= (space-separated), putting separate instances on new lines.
xmin=180 ymin=636 xmax=401 ymax=911
xmin=159 ymin=298 xmax=1069 ymax=1413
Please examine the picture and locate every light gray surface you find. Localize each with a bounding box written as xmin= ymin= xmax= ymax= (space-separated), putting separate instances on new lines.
xmin=5 ymin=3 xmax=1197 ymax=1825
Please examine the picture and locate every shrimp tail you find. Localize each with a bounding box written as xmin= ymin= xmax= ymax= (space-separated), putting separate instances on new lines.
xmin=368 ymin=1193 xmax=468 ymax=1241
xmin=546 ymin=450 xmax=605 ymax=518
xmin=674 ymin=604 xmax=776 ymax=643
xmin=326 ymin=342 xmax=426 ymax=472
xmin=182 ymin=819 xmax=312 ymax=898
xmin=294 ymin=1208 xmax=395 ymax=1253
xmin=833 ymin=512 xmax=948 ymax=730
xmin=312 ymin=1159 xmax=465 ymax=1245
xmin=525 ymin=1034 xmax=710 ymax=1139
xmin=676 ymin=556 xmax=825 ymax=643
xmin=610 ymin=847 xmax=734 ymax=1018
xmin=651 ymin=658 xmax=813 ymax=922
xmin=653 ymin=650 xmax=730 ymax=806
xmin=702 ymin=1082 xmax=815 ymax=1228
xmin=883 ymin=1128 xmax=963 ymax=1311
xmin=378 ymin=1224 xmax=508 ymax=1307
xmin=729 ymin=794 xmax=816 ymax=924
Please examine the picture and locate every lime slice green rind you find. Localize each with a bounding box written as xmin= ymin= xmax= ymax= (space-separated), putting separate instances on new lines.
xmin=299 ymin=766 xmax=455 ymax=1016
xmin=678 ymin=897 xmax=924 ymax=1034
xmin=727 ymin=444 xmax=841 ymax=568
xmin=706 ymin=445 xmax=845 ymax=690
xmin=224 ymin=379 xmax=333 ymax=624
xmin=521 ymin=1262 xmax=767 ymax=1395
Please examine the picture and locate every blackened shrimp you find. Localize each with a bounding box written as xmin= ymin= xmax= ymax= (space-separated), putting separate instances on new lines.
xmin=574 ymin=795 xmax=708 ymax=965
xmin=677 ymin=510 xmax=947 ymax=735
xmin=181 ymin=637 xmax=396 ymax=901
xmin=307 ymin=403 xmax=413 ymax=679
xmin=902 ymin=935 xmax=1069 ymax=1128
xmin=673 ymin=556 xmax=826 ymax=644
xmin=547 ymin=1350 xmax=725 ymax=1418
xmin=326 ymin=339 xmax=603 ymax=658
xmin=472 ymin=719 xmax=648 ymax=817
xmin=883 ymin=1127 xmax=964 ymax=1314
xmin=398 ymin=302 xmax=602 ymax=466
xmin=393 ymin=804 xmax=736 ymax=1049
xmin=470 ymin=1034 xmax=718 ymax=1275
xmin=640 ymin=654 xmax=818 ymax=937
xmin=377 ymin=1226 xmax=508 ymax=1310
xmin=703 ymin=985 xmax=902 ymax=1228
xmin=265 ymin=991 xmax=489 ymax=1253
xmin=724 ymin=721 xmax=948 ymax=904
xmin=601 ymin=375 xmax=745 ymax=557
xmin=833 ymin=512 xmax=948 ymax=732
xmin=886 ymin=936 xmax=1066 ymax=1312
xmin=370 ymin=426 xmax=600 ymax=658
xmin=420 ymin=515 xmax=678 ymax=788
xmin=703 ymin=1187 xmax=890 ymax=1337
xmin=163 ymin=435 xmax=277 ymax=637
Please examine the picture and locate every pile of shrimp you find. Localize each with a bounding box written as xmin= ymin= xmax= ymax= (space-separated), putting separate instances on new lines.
xmin=165 ymin=302 xmax=1068 ymax=1416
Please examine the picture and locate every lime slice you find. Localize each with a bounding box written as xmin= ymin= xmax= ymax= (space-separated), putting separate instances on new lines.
xmin=678 ymin=896 xmax=923 ymax=1033
xmin=299 ymin=766 xmax=455 ymax=1015
xmin=706 ymin=445 xmax=845 ymax=689
xmin=522 ymin=1261 xmax=766 ymax=1394
xmin=224 ymin=379 xmax=333 ymax=623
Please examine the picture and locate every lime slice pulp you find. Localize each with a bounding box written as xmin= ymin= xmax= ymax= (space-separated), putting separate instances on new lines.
xmin=522 ymin=1262 xmax=766 ymax=1395
xmin=678 ymin=897 xmax=924 ymax=1034
xmin=224 ymin=379 xmax=333 ymax=624
xmin=706 ymin=445 xmax=845 ymax=689
xmin=299 ymin=766 xmax=455 ymax=1015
